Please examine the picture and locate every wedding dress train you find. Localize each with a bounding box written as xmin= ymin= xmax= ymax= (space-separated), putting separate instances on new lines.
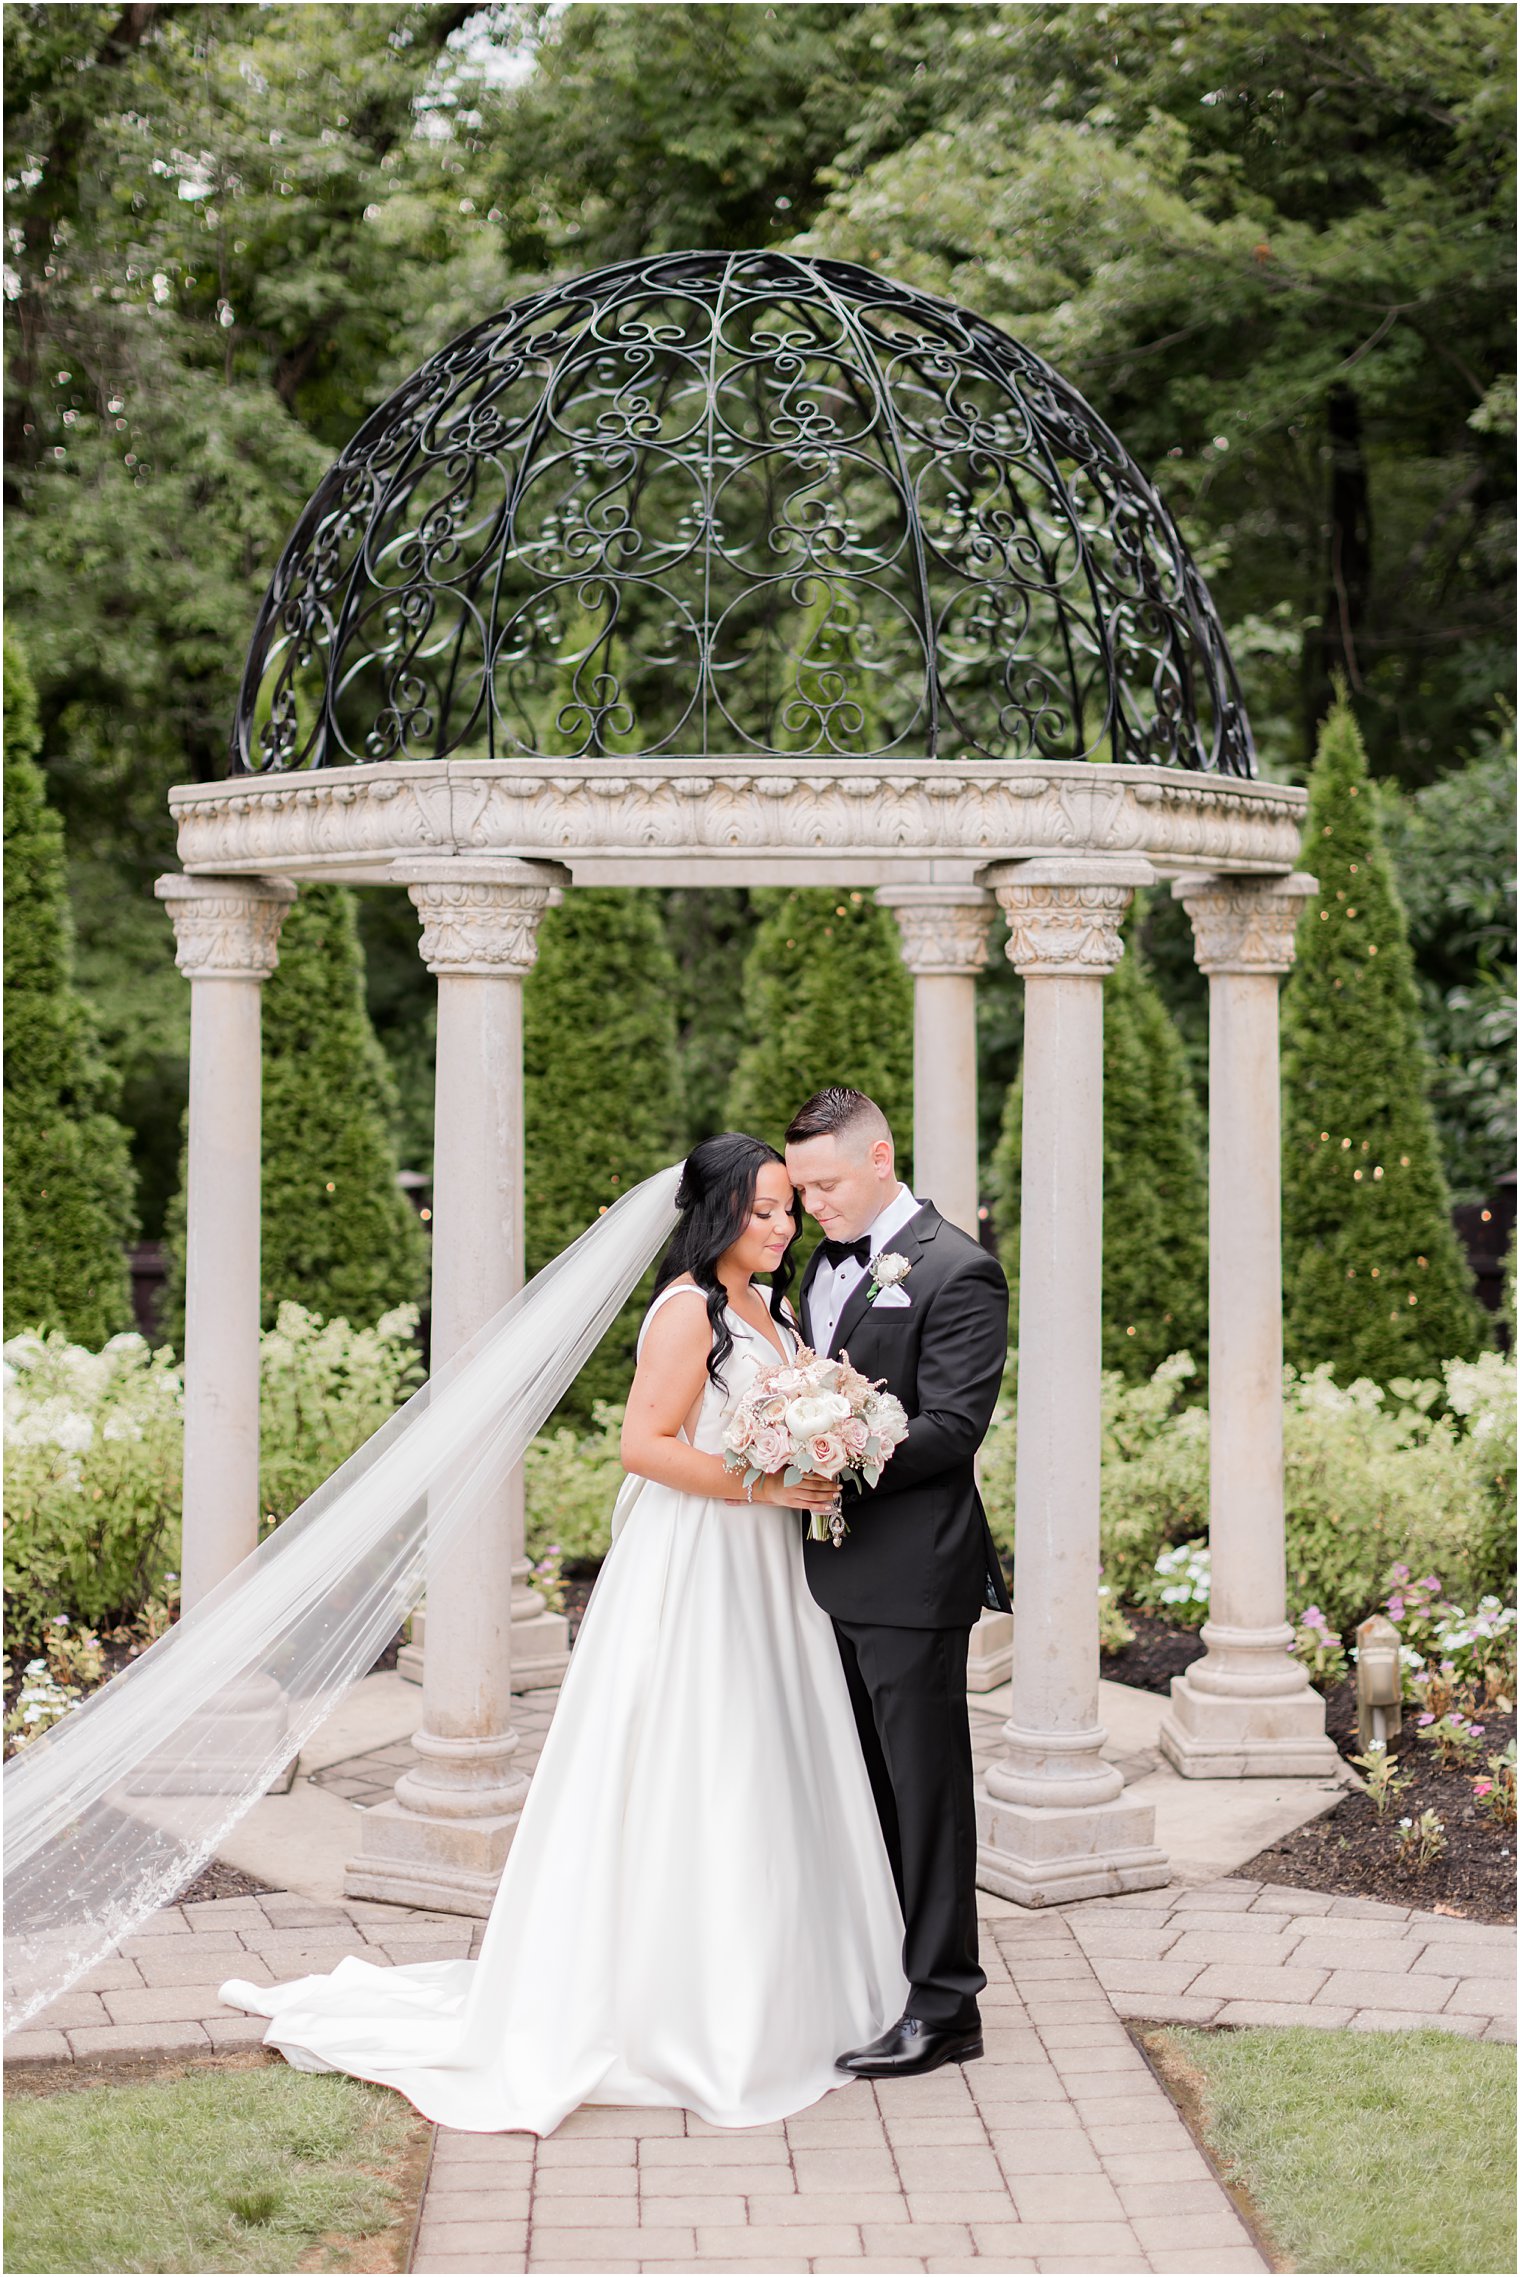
xmin=221 ymin=1284 xmax=909 ymax=2133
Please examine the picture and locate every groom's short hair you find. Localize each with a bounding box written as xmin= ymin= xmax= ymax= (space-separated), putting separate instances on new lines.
xmin=785 ymin=1088 xmax=892 ymax=1154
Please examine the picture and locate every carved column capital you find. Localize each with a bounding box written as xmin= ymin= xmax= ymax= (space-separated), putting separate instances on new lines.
xmin=983 ymin=857 xmax=1154 ymax=979
xmin=155 ymin=873 xmax=297 ymax=981
xmin=875 ymin=886 xmax=995 ymax=976
xmin=390 ymin=859 xmax=572 ymax=977
xmin=1172 ymin=871 xmax=1318 ymax=976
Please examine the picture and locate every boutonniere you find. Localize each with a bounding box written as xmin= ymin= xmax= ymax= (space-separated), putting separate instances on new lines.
xmin=867 ymin=1251 xmax=912 ymax=1301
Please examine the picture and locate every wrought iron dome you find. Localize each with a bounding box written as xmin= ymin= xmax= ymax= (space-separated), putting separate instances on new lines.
xmin=232 ymin=251 xmax=1255 ymax=777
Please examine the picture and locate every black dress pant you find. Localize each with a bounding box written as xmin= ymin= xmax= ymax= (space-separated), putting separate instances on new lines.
xmin=832 ymin=1618 xmax=984 ymax=2030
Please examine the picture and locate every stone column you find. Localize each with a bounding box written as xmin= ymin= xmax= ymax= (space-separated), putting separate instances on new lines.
xmin=1159 ymin=872 xmax=1340 ymax=1777
xmin=347 ymin=859 xmax=571 ymax=1915
xmin=975 ymin=857 xmax=1169 ymax=1904
xmin=875 ymin=886 xmax=994 ymax=1238
xmin=876 ymin=886 xmax=1011 ymax=1689
xmin=154 ymin=874 xmax=296 ymax=1607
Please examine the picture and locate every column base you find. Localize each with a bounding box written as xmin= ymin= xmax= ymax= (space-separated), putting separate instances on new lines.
xmin=1159 ymin=1670 xmax=1341 ymax=1778
xmin=976 ymin=1782 xmax=1170 ymax=1907
xmin=395 ymin=1601 xmax=570 ymax=1692
xmin=342 ymin=1795 xmax=520 ymax=1917
xmin=966 ymin=1609 xmax=1013 ymax=1692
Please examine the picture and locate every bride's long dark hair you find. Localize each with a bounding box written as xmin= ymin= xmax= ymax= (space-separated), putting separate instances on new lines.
xmin=652 ymin=1133 xmax=799 ymax=1388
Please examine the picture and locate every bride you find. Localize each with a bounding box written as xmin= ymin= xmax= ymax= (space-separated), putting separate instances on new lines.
xmin=220 ymin=1134 xmax=910 ymax=2134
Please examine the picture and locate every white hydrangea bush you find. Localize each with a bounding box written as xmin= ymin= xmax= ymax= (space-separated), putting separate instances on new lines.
xmin=4 ymin=1305 xmax=424 ymax=1664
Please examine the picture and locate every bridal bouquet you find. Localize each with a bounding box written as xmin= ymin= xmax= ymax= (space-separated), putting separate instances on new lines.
xmin=721 ymin=1347 xmax=909 ymax=1547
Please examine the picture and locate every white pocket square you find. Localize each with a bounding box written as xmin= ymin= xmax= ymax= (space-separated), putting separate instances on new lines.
xmin=872 ymin=1285 xmax=911 ymax=1308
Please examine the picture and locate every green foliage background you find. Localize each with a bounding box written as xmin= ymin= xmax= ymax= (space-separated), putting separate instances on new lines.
xmin=3 ymin=2 xmax=1513 ymax=1369
xmin=524 ymin=889 xmax=686 ymax=1415
xmin=989 ymin=904 xmax=1210 ymax=1384
xmin=1281 ymin=702 xmax=1490 ymax=1381
xmin=3 ymin=634 xmax=138 ymax=1343
xmin=725 ymin=889 xmax=914 ymax=1163
xmin=162 ymin=884 xmax=429 ymax=1344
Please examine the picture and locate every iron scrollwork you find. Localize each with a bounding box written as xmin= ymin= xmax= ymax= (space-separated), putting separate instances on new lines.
xmin=231 ymin=252 xmax=1256 ymax=778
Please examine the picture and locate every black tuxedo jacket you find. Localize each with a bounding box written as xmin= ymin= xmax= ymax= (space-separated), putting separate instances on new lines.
xmin=798 ymin=1202 xmax=1012 ymax=1630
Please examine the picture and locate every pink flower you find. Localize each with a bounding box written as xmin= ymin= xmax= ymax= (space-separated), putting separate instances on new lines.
xmin=1391 ymin=1563 xmax=1411 ymax=1583
xmin=1387 ymin=1596 xmax=1406 ymax=1619
xmin=750 ymin=1423 xmax=790 ymax=1471
xmin=1474 ymin=1779 xmax=1494 ymax=1797
xmin=839 ymin=1416 xmax=869 ymax=1458
xmin=807 ymin=1432 xmax=847 ymax=1475
xmin=1419 ymin=1575 xmax=1441 ymax=1592
xmin=727 ymin=1410 xmax=756 ymax=1453
xmin=1417 ymin=1712 xmax=1435 ymax=1726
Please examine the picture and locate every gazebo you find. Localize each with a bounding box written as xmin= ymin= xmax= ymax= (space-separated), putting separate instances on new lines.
xmin=155 ymin=250 xmax=1337 ymax=1916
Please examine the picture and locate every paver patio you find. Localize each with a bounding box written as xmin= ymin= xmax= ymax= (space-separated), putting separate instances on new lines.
xmin=8 ymin=1874 xmax=1512 ymax=2272
xmin=7 ymin=1665 xmax=1511 ymax=2272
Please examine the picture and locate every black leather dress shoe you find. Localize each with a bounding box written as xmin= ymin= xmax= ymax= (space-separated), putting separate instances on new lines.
xmin=835 ymin=2013 xmax=983 ymax=2078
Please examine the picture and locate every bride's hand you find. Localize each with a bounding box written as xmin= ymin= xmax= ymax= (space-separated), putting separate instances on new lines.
xmin=757 ymin=1471 xmax=840 ymax=1514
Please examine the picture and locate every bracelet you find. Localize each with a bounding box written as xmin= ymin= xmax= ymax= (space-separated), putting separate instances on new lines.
xmin=744 ymin=1478 xmax=756 ymax=1503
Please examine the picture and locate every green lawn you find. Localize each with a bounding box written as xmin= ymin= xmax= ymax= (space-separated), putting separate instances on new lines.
xmin=1151 ymin=2025 xmax=1516 ymax=2275
xmin=4 ymin=2062 xmax=424 ymax=2274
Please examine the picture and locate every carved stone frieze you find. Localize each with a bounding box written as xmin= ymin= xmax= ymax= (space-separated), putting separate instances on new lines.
xmin=876 ymin=887 xmax=995 ymax=976
xmin=154 ymin=874 xmax=297 ymax=980
xmin=168 ymin=759 xmax=1309 ymax=886
xmin=1174 ymin=872 xmax=1319 ymax=975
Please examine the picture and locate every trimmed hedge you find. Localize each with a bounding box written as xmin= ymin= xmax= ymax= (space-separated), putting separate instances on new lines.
xmin=990 ymin=898 xmax=1208 ymax=1382
xmin=1282 ymin=699 xmax=1490 ymax=1380
xmin=3 ymin=633 xmax=137 ymax=1344
xmin=524 ymin=888 xmax=685 ymax=1417
xmin=163 ymin=884 xmax=429 ymax=1346
xmin=724 ymin=887 xmax=913 ymax=1163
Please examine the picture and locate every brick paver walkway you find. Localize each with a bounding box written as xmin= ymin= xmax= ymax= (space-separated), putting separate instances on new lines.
xmin=8 ymin=1876 xmax=1512 ymax=2271
xmin=414 ymin=1903 xmax=1266 ymax=2276
xmin=1066 ymin=1875 xmax=1516 ymax=2042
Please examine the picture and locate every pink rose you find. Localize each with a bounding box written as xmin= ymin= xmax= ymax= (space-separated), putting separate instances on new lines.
xmin=839 ymin=1416 xmax=869 ymax=1458
xmin=727 ymin=1410 xmax=756 ymax=1453
xmin=751 ymin=1423 xmax=790 ymax=1471
xmin=808 ymin=1433 xmax=847 ymax=1475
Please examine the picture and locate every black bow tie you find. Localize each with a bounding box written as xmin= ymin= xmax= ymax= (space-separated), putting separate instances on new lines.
xmin=819 ymin=1236 xmax=871 ymax=1269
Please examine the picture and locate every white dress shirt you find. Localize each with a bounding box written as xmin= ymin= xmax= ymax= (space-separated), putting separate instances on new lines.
xmin=807 ymin=1184 xmax=922 ymax=1356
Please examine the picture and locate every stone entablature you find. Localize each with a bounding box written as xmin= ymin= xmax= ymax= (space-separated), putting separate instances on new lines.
xmin=168 ymin=757 xmax=1307 ymax=889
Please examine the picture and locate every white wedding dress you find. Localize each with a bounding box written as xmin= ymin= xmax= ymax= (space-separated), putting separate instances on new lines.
xmin=220 ymin=1284 xmax=908 ymax=2134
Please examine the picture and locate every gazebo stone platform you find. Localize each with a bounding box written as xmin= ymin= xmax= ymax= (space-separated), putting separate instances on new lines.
xmin=155 ymin=250 xmax=1338 ymax=1922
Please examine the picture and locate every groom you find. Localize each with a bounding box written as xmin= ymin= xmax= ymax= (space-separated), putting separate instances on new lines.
xmin=786 ymin=1086 xmax=1010 ymax=2080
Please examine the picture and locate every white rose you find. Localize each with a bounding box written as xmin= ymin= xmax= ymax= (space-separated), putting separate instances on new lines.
xmin=784 ymin=1391 xmax=850 ymax=1439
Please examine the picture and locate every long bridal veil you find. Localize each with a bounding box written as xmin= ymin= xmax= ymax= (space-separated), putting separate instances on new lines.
xmin=4 ymin=1164 xmax=684 ymax=2033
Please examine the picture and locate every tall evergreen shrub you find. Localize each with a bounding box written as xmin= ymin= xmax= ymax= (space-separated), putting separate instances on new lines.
xmin=1281 ymin=699 xmax=1489 ymax=1379
xmin=3 ymin=634 xmax=137 ymax=1341
xmin=990 ymin=902 xmax=1208 ymax=1382
xmin=724 ymin=889 xmax=913 ymax=1161
xmin=524 ymin=888 xmax=685 ymax=1414
xmin=163 ymin=884 xmax=429 ymax=1343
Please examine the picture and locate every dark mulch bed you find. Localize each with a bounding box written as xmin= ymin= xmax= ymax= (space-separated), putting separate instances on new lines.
xmin=1100 ymin=1608 xmax=1515 ymax=1923
xmin=1100 ymin=1606 xmax=1203 ymax=1694
xmin=1239 ymin=1685 xmax=1516 ymax=1924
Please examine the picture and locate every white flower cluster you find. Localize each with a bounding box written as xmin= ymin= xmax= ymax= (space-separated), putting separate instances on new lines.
xmin=1150 ymin=1540 xmax=1212 ymax=1612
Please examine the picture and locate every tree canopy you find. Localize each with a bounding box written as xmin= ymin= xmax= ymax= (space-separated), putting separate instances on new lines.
xmin=5 ymin=2 xmax=1512 ymax=1311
